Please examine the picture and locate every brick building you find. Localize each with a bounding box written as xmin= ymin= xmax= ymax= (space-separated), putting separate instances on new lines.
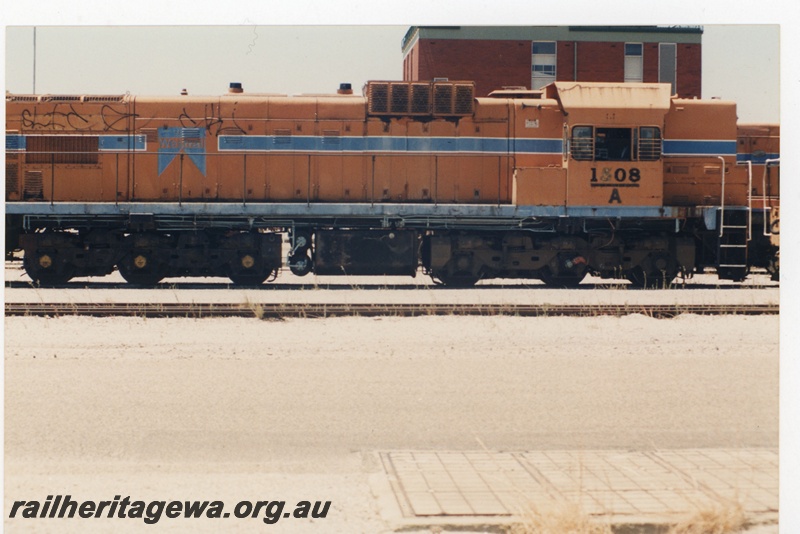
xmin=402 ymin=26 xmax=703 ymax=98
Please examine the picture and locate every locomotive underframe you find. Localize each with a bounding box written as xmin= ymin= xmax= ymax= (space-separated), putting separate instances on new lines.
xmin=6 ymin=202 xmax=776 ymax=287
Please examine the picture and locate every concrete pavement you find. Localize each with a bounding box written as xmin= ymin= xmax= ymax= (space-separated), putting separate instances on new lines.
xmin=375 ymin=448 xmax=778 ymax=532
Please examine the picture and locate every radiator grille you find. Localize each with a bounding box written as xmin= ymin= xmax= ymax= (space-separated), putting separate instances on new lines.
xmin=433 ymin=84 xmax=454 ymax=115
xmin=40 ymin=95 xmax=82 ymax=102
xmin=6 ymin=95 xmax=39 ymax=102
xmin=6 ymin=164 xmax=19 ymax=197
xmin=433 ymin=82 xmax=475 ymax=116
xmin=453 ymin=84 xmax=475 ymax=115
xmin=25 ymin=136 xmax=99 ymax=165
xmin=83 ymin=95 xmax=125 ymax=103
xmin=367 ymin=81 xmax=474 ymax=117
xmin=390 ymin=84 xmax=410 ymax=114
xmin=8 ymin=95 xmax=125 ymax=103
xmin=410 ymin=84 xmax=432 ymax=115
xmin=23 ymin=171 xmax=43 ymax=200
xmin=367 ymin=82 xmax=390 ymax=114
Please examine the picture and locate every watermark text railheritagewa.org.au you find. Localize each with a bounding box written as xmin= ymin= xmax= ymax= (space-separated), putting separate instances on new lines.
xmin=9 ymin=495 xmax=331 ymax=525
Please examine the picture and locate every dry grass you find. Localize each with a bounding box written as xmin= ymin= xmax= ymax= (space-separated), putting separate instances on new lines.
xmin=241 ymin=296 xmax=265 ymax=320
xmin=506 ymin=501 xmax=613 ymax=534
xmin=506 ymin=499 xmax=749 ymax=534
xmin=668 ymin=499 xmax=748 ymax=534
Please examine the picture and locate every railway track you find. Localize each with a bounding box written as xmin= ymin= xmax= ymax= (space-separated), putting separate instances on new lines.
xmin=4 ymin=302 xmax=779 ymax=319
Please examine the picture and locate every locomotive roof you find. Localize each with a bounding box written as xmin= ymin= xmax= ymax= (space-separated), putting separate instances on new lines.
xmin=545 ymin=82 xmax=673 ymax=111
xmin=542 ymin=82 xmax=673 ymax=123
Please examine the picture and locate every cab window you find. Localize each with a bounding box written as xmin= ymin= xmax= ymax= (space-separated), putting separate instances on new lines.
xmin=570 ymin=126 xmax=594 ymax=161
xmin=638 ymin=126 xmax=662 ymax=161
xmin=570 ymin=126 xmax=662 ymax=162
xmin=594 ymin=128 xmax=633 ymax=161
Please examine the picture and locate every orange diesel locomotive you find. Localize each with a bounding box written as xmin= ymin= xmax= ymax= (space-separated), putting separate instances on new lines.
xmin=5 ymin=81 xmax=780 ymax=286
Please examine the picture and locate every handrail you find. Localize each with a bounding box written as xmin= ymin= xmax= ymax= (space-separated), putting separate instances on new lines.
xmin=763 ymin=158 xmax=780 ymax=237
xmin=717 ymin=156 xmax=726 ymax=238
xmin=742 ymin=160 xmax=752 ymax=241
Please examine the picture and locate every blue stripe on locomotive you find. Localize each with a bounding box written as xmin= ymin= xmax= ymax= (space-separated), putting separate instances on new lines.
xmin=736 ymin=153 xmax=780 ymax=164
xmin=662 ymin=140 xmax=737 ymax=157
xmin=217 ymin=135 xmax=563 ymax=154
xmin=98 ymin=135 xmax=147 ymax=151
xmin=6 ymin=134 xmax=26 ymax=150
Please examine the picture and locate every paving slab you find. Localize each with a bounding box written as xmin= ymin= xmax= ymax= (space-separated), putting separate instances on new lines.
xmin=377 ymin=448 xmax=778 ymax=532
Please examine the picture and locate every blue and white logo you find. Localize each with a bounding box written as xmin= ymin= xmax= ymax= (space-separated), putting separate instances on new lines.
xmin=158 ymin=127 xmax=206 ymax=176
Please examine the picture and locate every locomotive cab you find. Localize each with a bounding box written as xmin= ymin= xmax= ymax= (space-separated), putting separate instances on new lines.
xmin=551 ymin=82 xmax=670 ymax=208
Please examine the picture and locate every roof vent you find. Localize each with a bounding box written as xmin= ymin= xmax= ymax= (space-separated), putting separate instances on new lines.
xmin=180 ymin=88 xmax=188 ymax=96
xmin=365 ymin=80 xmax=473 ymax=117
xmin=229 ymin=82 xmax=243 ymax=94
xmin=337 ymin=83 xmax=353 ymax=95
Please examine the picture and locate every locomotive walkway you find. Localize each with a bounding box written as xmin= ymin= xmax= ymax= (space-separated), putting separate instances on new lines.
xmin=4 ymin=301 xmax=780 ymax=318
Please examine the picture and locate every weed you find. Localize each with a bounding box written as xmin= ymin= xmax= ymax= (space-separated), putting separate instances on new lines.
xmin=241 ymin=296 xmax=265 ymax=320
xmin=505 ymin=501 xmax=613 ymax=534
xmin=668 ymin=499 xmax=748 ymax=534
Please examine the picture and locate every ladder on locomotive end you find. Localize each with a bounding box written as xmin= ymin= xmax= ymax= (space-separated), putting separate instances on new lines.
xmin=716 ymin=158 xmax=751 ymax=281
xmin=717 ymin=209 xmax=749 ymax=281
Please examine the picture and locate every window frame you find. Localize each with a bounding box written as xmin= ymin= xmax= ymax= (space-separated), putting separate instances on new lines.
xmin=531 ymin=40 xmax=557 ymax=90
xmin=570 ymin=125 xmax=594 ymax=161
xmin=570 ymin=125 xmax=662 ymax=162
xmin=637 ymin=126 xmax=662 ymax=161
xmin=659 ymin=42 xmax=677 ymax=95
xmin=624 ymin=42 xmax=644 ymax=83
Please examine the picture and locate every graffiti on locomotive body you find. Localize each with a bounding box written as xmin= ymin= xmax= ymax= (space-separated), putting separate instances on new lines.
xmin=179 ymin=107 xmax=227 ymax=136
xmin=20 ymin=104 xmax=138 ymax=132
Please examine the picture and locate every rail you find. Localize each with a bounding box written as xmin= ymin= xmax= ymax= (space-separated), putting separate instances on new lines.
xmin=5 ymin=302 xmax=779 ymax=319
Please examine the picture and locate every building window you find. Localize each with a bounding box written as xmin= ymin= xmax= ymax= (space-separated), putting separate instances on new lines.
xmin=659 ymin=43 xmax=677 ymax=95
xmin=624 ymin=43 xmax=643 ymax=83
xmin=531 ymin=41 xmax=556 ymax=89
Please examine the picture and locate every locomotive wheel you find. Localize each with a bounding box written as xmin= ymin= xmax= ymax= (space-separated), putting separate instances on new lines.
xmin=228 ymin=253 xmax=269 ymax=286
xmin=118 ymin=252 xmax=164 ymax=286
xmin=539 ymin=270 xmax=587 ymax=288
xmin=288 ymin=252 xmax=313 ymax=276
xmin=23 ymin=253 xmax=73 ymax=286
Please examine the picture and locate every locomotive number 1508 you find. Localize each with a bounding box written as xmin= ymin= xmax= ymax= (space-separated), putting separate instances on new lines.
xmin=590 ymin=167 xmax=642 ymax=184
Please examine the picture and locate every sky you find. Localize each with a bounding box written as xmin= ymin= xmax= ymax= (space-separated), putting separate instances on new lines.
xmin=1 ymin=12 xmax=786 ymax=124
